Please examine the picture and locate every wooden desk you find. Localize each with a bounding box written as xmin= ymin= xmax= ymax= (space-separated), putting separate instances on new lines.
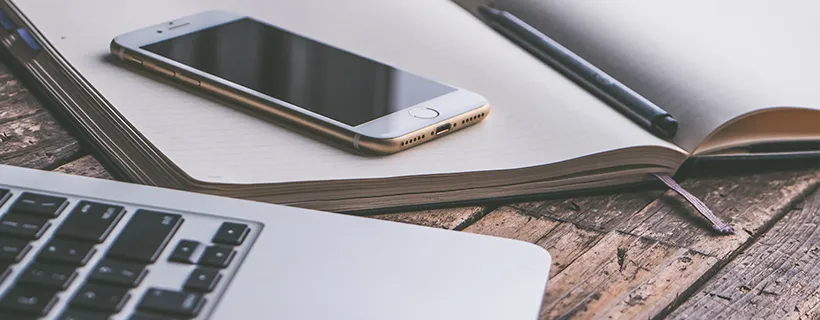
xmin=1 ymin=58 xmax=819 ymax=320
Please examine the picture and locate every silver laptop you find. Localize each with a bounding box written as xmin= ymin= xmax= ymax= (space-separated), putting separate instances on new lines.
xmin=0 ymin=164 xmax=551 ymax=320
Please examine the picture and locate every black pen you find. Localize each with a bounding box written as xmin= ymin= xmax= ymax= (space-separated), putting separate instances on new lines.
xmin=478 ymin=5 xmax=678 ymax=139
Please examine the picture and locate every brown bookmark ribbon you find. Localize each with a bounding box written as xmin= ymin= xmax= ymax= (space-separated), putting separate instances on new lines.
xmin=653 ymin=174 xmax=735 ymax=234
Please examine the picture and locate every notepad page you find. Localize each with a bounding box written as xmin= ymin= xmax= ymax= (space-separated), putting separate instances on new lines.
xmin=10 ymin=0 xmax=681 ymax=185
xmin=492 ymin=0 xmax=820 ymax=152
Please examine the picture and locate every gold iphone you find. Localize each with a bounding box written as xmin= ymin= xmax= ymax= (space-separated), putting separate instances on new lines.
xmin=110 ymin=10 xmax=489 ymax=155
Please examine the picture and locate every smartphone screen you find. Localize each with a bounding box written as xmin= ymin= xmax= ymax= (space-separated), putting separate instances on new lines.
xmin=141 ymin=18 xmax=456 ymax=126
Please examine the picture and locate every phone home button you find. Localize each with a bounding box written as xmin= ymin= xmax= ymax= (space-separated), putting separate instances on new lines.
xmin=409 ymin=107 xmax=439 ymax=119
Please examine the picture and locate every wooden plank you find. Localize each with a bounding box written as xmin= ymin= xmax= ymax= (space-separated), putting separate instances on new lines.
xmin=463 ymin=207 xmax=601 ymax=277
xmin=53 ymin=155 xmax=113 ymax=180
xmin=668 ymin=186 xmax=820 ymax=319
xmin=564 ymin=170 xmax=820 ymax=319
xmin=467 ymin=188 xmax=669 ymax=277
xmin=0 ymin=111 xmax=82 ymax=169
xmin=372 ymin=206 xmax=487 ymax=229
xmin=0 ymin=62 xmax=42 ymax=124
xmin=541 ymin=231 xmax=717 ymax=319
xmin=511 ymin=189 xmax=663 ymax=231
xmin=0 ymin=58 xmax=86 ymax=170
xmin=463 ymin=208 xmax=718 ymax=319
xmin=618 ymin=169 xmax=820 ymax=257
xmin=461 ymin=168 xmax=820 ymax=319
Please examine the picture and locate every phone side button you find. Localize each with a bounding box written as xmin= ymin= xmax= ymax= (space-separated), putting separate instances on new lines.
xmin=125 ymin=56 xmax=143 ymax=66
xmin=143 ymin=61 xmax=174 ymax=78
xmin=174 ymin=73 xmax=200 ymax=87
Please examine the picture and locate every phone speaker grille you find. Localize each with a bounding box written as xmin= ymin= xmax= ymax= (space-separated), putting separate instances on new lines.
xmin=401 ymin=134 xmax=426 ymax=147
xmin=461 ymin=112 xmax=485 ymax=125
xmin=401 ymin=111 xmax=485 ymax=148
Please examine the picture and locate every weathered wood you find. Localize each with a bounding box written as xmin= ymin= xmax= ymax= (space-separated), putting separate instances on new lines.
xmin=618 ymin=169 xmax=820 ymax=257
xmin=0 ymin=62 xmax=42 ymax=124
xmin=53 ymin=155 xmax=113 ymax=180
xmin=464 ymin=208 xmax=718 ymax=320
xmin=542 ymin=231 xmax=717 ymax=319
xmin=464 ymin=206 xmax=601 ymax=277
xmin=372 ymin=206 xmax=487 ymax=229
xmin=562 ymin=169 xmax=820 ymax=319
xmin=462 ymin=168 xmax=820 ymax=319
xmin=0 ymin=112 xmax=82 ymax=170
xmin=0 ymin=58 xmax=85 ymax=170
xmin=668 ymin=185 xmax=820 ymax=319
xmin=511 ymin=189 xmax=664 ymax=232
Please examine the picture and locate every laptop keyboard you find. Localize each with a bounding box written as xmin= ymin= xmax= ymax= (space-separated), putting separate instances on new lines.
xmin=0 ymin=186 xmax=261 ymax=320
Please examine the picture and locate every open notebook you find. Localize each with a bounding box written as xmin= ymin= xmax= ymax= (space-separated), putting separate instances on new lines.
xmin=0 ymin=0 xmax=817 ymax=213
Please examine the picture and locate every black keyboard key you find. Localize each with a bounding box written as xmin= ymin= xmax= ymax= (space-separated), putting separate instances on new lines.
xmin=168 ymin=240 xmax=204 ymax=264
xmin=183 ymin=268 xmax=222 ymax=293
xmin=38 ymin=239 xmax=96 ymax=266
xmin=198 ymin=245 xmax=235 ymax=269
xmin=19 ymin=263 xmax=78 ymax=290
xmin=138 ymin=289 xmax=205 ymax=318
xmin=0 ymin=237 xmax=31 ymax=262
xmin=107 ymin=210 xmax=183 ymax=263
xmin=9 ymin=192 xmax=67 ymax=218
xmin=55 ymin=201 xmax=125 ymax=243
xmin=71 ymin=283 xmax=131 ymax=313
xmin=58 ymin=309 xmax=111 ymax=320
xmin=0 ymin=286 xmax=58 ymax=316
xmin=212 ymin=222 xmax=250 ymax=245
xmin=89 ymin=259 xmax=148 ymax=287
xmin=130 ymin=313 xmax=179 ymax=320
xmin=0 ymin=214 xmax=50 ymax=239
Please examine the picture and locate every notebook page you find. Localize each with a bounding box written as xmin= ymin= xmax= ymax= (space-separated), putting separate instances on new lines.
xmin=493 ymin=0 xmax=820 ymax=152
xmin=12 ymin=0 xmax=681 ymax=185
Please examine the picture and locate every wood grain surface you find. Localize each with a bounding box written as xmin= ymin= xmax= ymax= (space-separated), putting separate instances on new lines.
xmin=0 ymin=56 xmax=818 ymax=320
xmin=670 ymin=187 xmax=820 ymax=319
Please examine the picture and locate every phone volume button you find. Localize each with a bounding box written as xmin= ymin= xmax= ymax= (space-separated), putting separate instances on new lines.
xmin=125 ymin=56 xmax=143 ymax=65
xmin=143 ymin=61 xmax=175 ymax=78
xmin=174 ymin=73 xmax=200 ymax=87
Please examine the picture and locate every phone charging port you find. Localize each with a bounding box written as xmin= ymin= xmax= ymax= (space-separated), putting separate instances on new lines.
xmin=435 ymin=123 xmax=451 ymax=135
